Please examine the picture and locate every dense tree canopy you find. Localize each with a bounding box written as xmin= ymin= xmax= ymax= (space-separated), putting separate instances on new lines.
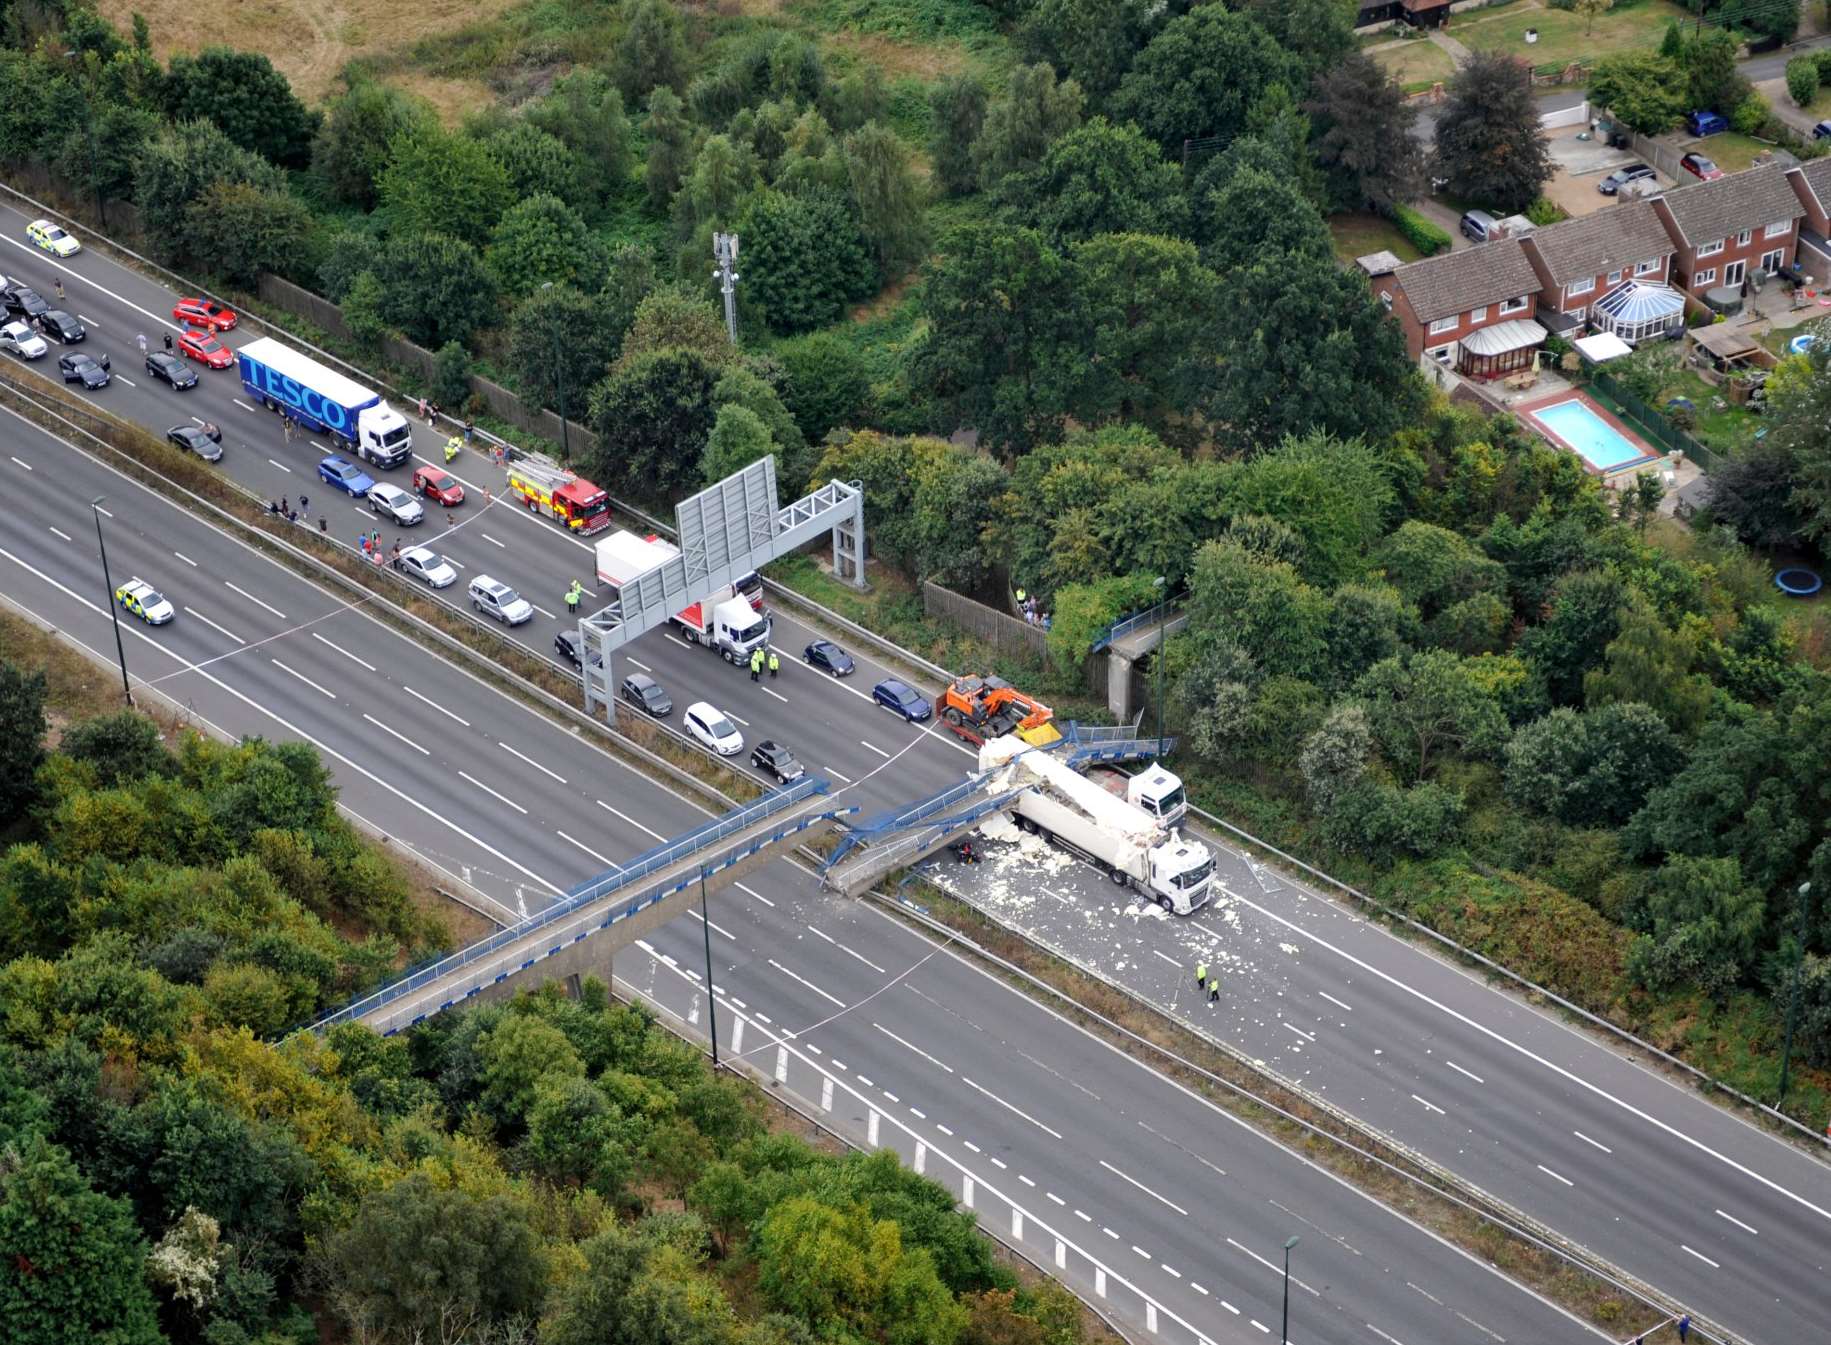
xmin=1433 ymin=51 xmax=1554 ymax=213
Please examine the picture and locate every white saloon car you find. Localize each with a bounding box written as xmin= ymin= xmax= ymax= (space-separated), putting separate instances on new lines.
xmin=396 ymin=545 xmax=457 ymax=588
xmin=0 ymin=319 xmax=46 ymax=359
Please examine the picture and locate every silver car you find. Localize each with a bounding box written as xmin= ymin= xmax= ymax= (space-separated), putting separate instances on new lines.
xmin=468 ymin=574 xmax=533 ymax=625
xmin=396 ymin=545 xmax=456 ymax=588
xmin=368 ymin=482 xmax=424 ymax=525
xmin=0 ymin=319 xmax=45 ymax=359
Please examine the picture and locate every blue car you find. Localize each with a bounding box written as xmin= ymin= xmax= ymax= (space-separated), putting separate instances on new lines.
xmin=318 ymin=455 xmax=375 ymax=496
xmin=872 ymin=678 xmax=931 ymax=722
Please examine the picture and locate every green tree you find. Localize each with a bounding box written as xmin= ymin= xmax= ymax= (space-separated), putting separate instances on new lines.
xmin=52 ymin=99 xmax=158 ymax=209
xmin=1300 ymin=702 xmax=1373 ymax=813
xmin=1237 ymin=0 xmax=1354 ymax=77
xmin=340 ymin=271 xmax=389 ymax=349
xmin=970 ymin=62 xmax=1083 ymax=189
xmin=644 ymin=87 xmax=696 ymax=210
xmin=526 ymin=68 xmax=631 ymax=198
xmin=714 ymin=367 xmax=808 ymax=482
xmin=317 ymin=229 xmax=383 ymax=302
xmin=133 ymin=118 xmax=284 ymax=245
xmin=700 ymin=403 xmax=776 ymax=486
xmin=844 ymin=121 xmax=929 ymax=280
xmin=318 ymin=1174 xmax=545 ymax=1343
xmin=1069 ymin=232 xmax=1217 ymax=430
xmin=617 ymin=286 xmax=735 ymax=369
xmin=1588 ymin=54 xmax=1689 ymax=135
xmin=1184 ymin=541 xmax=1331 ymax=685
xmin=163 ymin=47 xmax=315 ymax=167
xmin=1706 ymin=434 xmax=1806 ymax=549
xmin=1788 ymin=54 xmax=1820 ymax=106
xmin=0 ymin=662 xmax=47 ymax=826
xmin=0 ymin=1136 xmax=162 ymax=1345
xmin=1224 ymin=433 xmax=1394 ymax=588
xmin=1305 ymin=52 xmax=1424 ymax=214
xmin=910 ymin=224 xmax=1084 ymax=457
xmin=1763 ymin=338 xmax=1831 ymax=545
xmin=1198 ymin=164 xmax=1332 ymax=273
xmin=523 ymin=1074 xmax=632 ymax=1193
xmin=1433 ymin=51 xmax=1554 ymax=213
xmin=1630 ymin=855 xmax=1767 ymax=995
xmin=506 ymin=284 xmax=620 ymax=418
xmin=1583 ymin=596 xmax=1712 ymax=732
xmin=486 ymin=192 xmax=606 ymax=294
xmin=431 ymin=339 xmax=472 ymax=411
xmin=483 ymin=120 xmax=588 ymax=211
xmin=588 ymin=348 xmax=720 ymax=501
xmin=1505 ymin=702 xmax=1681 ymax=827
xmin=777 ymin=332 xmax=871 ymax=448
xmin=179 ymin=179 xmax=311 ymax=285
xmin=615 ymin=0 xmax=691 ymax=102
xmin=1355 ymin=650 xmax=1508 ymax=782
xmin=907 ymin=444 xmax=1008 ymax=588
xmin=1018 ymin=0 xmax=1154 ymax=98
xmin=1111 ymin=6 xmax=1296 ymax=152
xmin=928 ymin=73 xmax=988 ymax=198
xmin=739 ymin=189 xmax=874 ymax=333
xmin=544 ymin=1225 xmax=735 ymax=1345
xmin=1517 ymin=569 xmax=1625 ymax=705
xmin=377 ymin=124 xmax=512 ymax=247
xmin=1019 ymin=117 xmax=1188 ymax=245
xmin=1374 ymin=520 xmax=1508 ymax=619
xmin=58 ymin=711 xmax=171 ymax=787
xmin=673 ymin=133 xmax=760 ymax=244
xmin=478 ymin=1012 xmax=585 ymax=1128
xmin=1683 ymin=29 xmax=1749 ymax=122
xmin=374 ymin=232 xmax=499 ymax=347
xmin=312 ymin=79 xmax=433 ymax=208
xmin=1325 ymin=583 xmax=1412 ymax=686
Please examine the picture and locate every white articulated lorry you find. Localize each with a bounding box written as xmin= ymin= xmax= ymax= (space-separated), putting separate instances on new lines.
xmin=978 ymin=735 xmax=1214 ymax=914
xmin=594 ymin=529 xmax=772 ymax=666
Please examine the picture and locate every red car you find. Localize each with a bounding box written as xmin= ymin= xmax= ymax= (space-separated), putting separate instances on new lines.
xmin=172 ymin=297 xmax=236 ymax=331
xmin=1679 ymin=152 xmax=1724 ymax=182
xmin=412 ymin=463 xmax=465 ymax=506
xmin=176 ymin=327 xmax=234 ymax=369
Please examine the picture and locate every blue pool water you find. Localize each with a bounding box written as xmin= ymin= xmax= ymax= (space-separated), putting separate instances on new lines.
xmin=1532 ymin=399 xmax=1652 ymax=471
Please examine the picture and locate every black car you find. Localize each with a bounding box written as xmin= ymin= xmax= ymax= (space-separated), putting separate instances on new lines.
xmin=2 ymin=282 xmax=47 ymax=319
xmin=38 ymin=309 xmax=83 ymax=343
xmin=58 ymin=351 xmax=109 ymax=388
xmin=553 ymin=629 xmax=601 ymax=669
xmin=145 ymin=351 xmax=197 ymax=389
xmin=1815 ymin=120 xmax=1831 ymax=141
xmin=750 ymin=739 xmax=805 ymax=784
xmin=802 ymin=639 xmax=855 ymax=677
xmin=1597 ymin=163 xmax=1656 ymax=196
xmin=619 ymin=672 xmax=673 ymax=717
xmin=166 ymin=424 xmax=222 ymax=462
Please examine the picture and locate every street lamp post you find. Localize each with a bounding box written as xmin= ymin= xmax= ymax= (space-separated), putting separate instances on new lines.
xmin=539 ymin=282 xmax=570 ymax=462
xmin=91 ymin=496 xmax=131 ymax=706
xmin=1281 ymin=1235 xmax=1300 ymax=1345
xmin=700 ymin=866 xmax=720 ymax=1068
xmin=1152 ymin=575 xmax=1167 ymax=749
xmin=1777 ymin=881 xmax=1814 ymax=1108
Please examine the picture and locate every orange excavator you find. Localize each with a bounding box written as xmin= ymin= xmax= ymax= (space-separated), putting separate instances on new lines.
xmin=938 ymin=675 xmax=1061 ymax=747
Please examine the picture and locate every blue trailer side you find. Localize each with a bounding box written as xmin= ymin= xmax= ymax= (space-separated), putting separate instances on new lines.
xmin=235 ymin=337 xmax=414 ymax=468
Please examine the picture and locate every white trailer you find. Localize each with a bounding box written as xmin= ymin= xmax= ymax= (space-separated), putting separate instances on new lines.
xmin=978 ymin=736 xmax=1213 ymax=914
xmin=592 ymin=529 xmax=770 ymax=664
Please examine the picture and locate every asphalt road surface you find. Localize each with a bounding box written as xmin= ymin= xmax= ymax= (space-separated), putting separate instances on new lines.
xmin=0 ymin=407 xmax=1604 ymax=1345
xmin=1 ymin=199 xmax=1827 ymax=1342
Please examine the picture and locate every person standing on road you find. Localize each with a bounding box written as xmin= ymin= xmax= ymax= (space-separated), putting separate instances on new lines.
xmin=136 ymin=332 xmax=147 ymax=355
xmin=768 ymin=648 xmax=780 ymax=678
xmin=299 ymin=494 xmax=309 ymax=515
xmin=162 ymin=331 xmax=173 ymax=352
xmin=1208 ymin=971 xmax=1221 ymax=1005
xmin=52 ymin=278 xmax=64 ymax=302
xmin=565 ymin=580 xmax=582 ymax=615
xmin=1195 ymin=961 xmax=1207 ymax=992
xmin=750 ymin=647 xmax=763 ymax=682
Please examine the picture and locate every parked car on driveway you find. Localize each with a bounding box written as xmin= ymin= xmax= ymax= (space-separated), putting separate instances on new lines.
xmin=1459 ymin=209 xmax=1500 ymax=244
xmin=1686 ymin=109 xmax=1728 ymax=138
xmin=1598 ymin=163 xmax=1656 ymax=195
xmin=1679 ymin=152 xmax=1723 ymax=182
xmin=1814 ymin=120 xmax=1831 ymax=141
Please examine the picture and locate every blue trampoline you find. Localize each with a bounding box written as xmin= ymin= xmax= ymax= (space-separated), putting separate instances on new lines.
xmin=1776 ymin=567 xmax=1823 ymax=597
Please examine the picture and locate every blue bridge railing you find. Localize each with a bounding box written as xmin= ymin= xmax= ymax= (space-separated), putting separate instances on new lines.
xmin=1090 ymin=602 xmax=1173 ymax=653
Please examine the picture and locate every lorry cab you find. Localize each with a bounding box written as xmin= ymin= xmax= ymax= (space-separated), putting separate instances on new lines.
xmin=356 ymin=407 xmax=413 ymax=468
xmin=1127 ymin=765 xmax=1187 ymax=827
xmin=714 ymin=597 xmax=770 ymax=663
xmin=1153 ymin=834 xmax=1214 ymax=914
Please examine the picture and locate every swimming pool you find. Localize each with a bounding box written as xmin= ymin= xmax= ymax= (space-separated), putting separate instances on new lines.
xmin=1529 ymin=398 xmax=1657 ymax=473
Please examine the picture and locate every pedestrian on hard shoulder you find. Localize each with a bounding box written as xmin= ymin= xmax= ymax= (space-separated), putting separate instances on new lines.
xmin=1195 ymin=961 xmax=1207 ymax=991
xmin=1208 ymin=973 xmax=1220 ymax=1005
xmin=463 ymin=420 xmax=474 ymax=445
xmin=283 ymin=416 xmax=294 ymax=444
xmin=268 ymin=499 xmax=281 ymax=516
xmin=299 ymin=493 xmax=309 ymax=515
xmin=418 ymin=396 xmax=428 ymax=422
xmin=768 ymin=648 xmax=780 ymax=678
xmin=318 ymin=516 xmax=327 ymax=534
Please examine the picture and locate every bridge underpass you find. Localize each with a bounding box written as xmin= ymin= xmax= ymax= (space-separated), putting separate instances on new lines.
xmin=310 ymin=780 xmax=858 ymax=1037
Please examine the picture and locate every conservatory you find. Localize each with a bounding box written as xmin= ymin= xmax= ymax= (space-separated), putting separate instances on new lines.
xmin=1591 ymin=280 xmax=1685 ymax=346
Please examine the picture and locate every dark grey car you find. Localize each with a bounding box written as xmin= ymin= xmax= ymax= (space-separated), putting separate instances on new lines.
xmin=166 ymin=424 xmax=223 ymax=462
xmin=38 ymin=309 xmax=84 ymax=343
xmin=619 ymin=672 xmax=673 ymax=717
xmin=1598 ymin=164 xmax=1655 ymax=195
xmin=58 ymin=350 xmax=109 ymax=388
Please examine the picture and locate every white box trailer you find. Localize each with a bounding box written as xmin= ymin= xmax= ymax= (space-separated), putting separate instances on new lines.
xmin=592 ymin=529 xmax=770 ymax=664
xmin=979 ymin=736 xmax=1213 ymax=914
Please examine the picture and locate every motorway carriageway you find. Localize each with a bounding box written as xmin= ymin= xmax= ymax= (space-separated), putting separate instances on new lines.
xmin=0 ymin=400 xmax=1598 ymax=1345
xmin=1 ymin=201 xmax=1827 ymax=1342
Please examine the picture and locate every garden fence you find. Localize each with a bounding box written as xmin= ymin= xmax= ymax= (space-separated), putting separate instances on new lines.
xmin=1589 ymin=369 xmax=1724 ymax=473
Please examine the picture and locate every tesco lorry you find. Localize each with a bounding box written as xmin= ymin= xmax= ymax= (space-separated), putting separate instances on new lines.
xmin=236 ymin=337 xmax=414 ymax=469
xmin=594 ymin=529 xmax=770 ymax=665
xmin=978 ymin=735 xmax=1214 ymax=914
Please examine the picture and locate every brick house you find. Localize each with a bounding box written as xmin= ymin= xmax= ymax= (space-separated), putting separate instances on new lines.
xmin=1518 ymin=201 xmax=1679 ymax=342
xmin=1649 ymin=164 xmax=1803 ymax=299
xmin=1360 ymin=239 xmax=1545 ymax=376
xmin=1784 ymin=157 xmax=1831 ymax=283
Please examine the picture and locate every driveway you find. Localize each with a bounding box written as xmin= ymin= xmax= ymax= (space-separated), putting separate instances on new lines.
xmin=1541 ymin=125 xmax=1655 ymax=218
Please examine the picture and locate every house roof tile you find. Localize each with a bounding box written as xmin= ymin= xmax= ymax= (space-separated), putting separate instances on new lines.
xmin=1389 ymin=238 xmax=1538 ymax=323
xmin=1790 ymin=157 xmax=1831 ymax=215
xmin=1523 ymin=200 xmax=1673 ymax=282
xmin=1658 ymin=164 xmax=1802 ymax=248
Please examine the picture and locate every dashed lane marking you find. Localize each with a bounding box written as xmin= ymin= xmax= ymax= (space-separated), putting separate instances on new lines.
xmin=404 ymin=683 xmax=468 ymax=726
xmin=500 ymin=739 xmax=566 ymax=784
xmin=270 ymin=658 xmax=335 ymax=700
xmin=459 ymin=770 xmax=527 ymax=814
xmin=556 ymin=829 xmax=618 ymax=867
xmin=224 ymin=581 xmax=286 ymax=620
xmin=362 ymin=712 xmax=428 ymax=756
xmin=183 ymin=606 xmax=245 ymax=645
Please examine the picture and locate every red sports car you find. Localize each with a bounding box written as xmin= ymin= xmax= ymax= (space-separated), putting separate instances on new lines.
xmin=412 ymin=463 xmax=465 ymax=506
xmin=172 ymin=297 xmax=236 ymax=331
xmin=176 ymin=328 xmax=234 ymax=369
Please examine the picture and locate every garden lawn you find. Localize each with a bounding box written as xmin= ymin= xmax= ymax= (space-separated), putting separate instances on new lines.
xmin=1329 ymin=212 xmax=1423 ymax=265
xmin=1371 ymin=37 xmax=1457 ymax=93
xmin=1689 ymin=132 xmax=1780 ymax=173
xmin=1454 ymin=0 xmax=1694 ymax=71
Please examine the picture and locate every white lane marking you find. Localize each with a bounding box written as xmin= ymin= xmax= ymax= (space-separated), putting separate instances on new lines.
xmin=1192 ymin=1283 xmax=1208 ymax=1296
xmin=173 ymin=551 xmax=196 ymax=567
xmin=311 ymin=441 xmax=328 ymax=451
xmin=726 ymin=711 xmax=749 ymax=726
xmin=362 ymin=712 xmax=428 ymax=756
xmin=224 ymin=581 xmax=286 ymax=620
xmin=1715 ymin=1209 xmax=1758 ymax=1236
xmin=1681 ymin=1245 xmax=1720 ymax=1269
xmin=1131 ymin=1245 xmax=1150 ymax=1260
xmin=1446 ymin=1060 xmax=1486 ymax=1085
xmin=93 ymin=505 xmax=112 ymax=517
xmin=1227 ymin=885 xmax=1831 ymax=1228
xmin=313 ymin=631 xmax=377 ymax=671
xmin=988 ymin=1154 xmax=1002 ymax=1167
xmin=79 ymin=314 xmax=97 ymax=324
xmin=1162 ymin=1264 xmax=1181 ymax=1279
xmin=1282 ymin=1022 xmax=1316 ymax=1043
xmin=762 ymin=686 xmax=788 ymax=703
xmin=480 ymin=532 xmax=505 ymax=548
xmin=768 ymin=957 xmax=845 ymax=1008
xmin=1151 ymin=949 xmax=1181 ymax=968
xmin=270 ymin=658 xmax=335 ymax=700
xmin=1046 ymin=1190 xmax=1065 ymax=1204
xmin=500 ymin=739 xmax=567 ymax=784
xmin=963 ymin=1076 xmax=1064 ymax=1139
xmin=735 ymin=881 xmax=774 ymax=907
xmin=874 ymin=1022 xmax=955 ymax=1074
xmin=1570 ymin=1129 xmax=1613 ymax=1156
xmin=834 ymin=939 xmax=886 ymax=973
xmin=531 ymin=604 xmax=556 ymax=619
xmin=1101 ymin=1226 xmax=1119 ymax=1240
xmin=824 ymin=764 xmax=852 ymax=783
xmin=183 ymin=606 xmax=245 ymax=644
xmin=1098 ymin=1159 xmax=1190 ymax=1217
xmin=1411 ymin=1093 xmax=1445 ymax=1116
xmin=404 ymin=683 xmax=468 ymax=726
xmin=686 ymin=907 xmax=735 ymax=940
xmin=625 ymin=658 xmax=650 ymax=671
xmin=557 ymin=829 xmax=618 ymax=867
xmin=47 ymin=526 xmax=70 ymax=541
xmin=268 ymin=458 xmax=292 ymax=473
xmin=1075 ymin=1209 xmax=1091 ymax=1222
xmin=861 ymin=739 xmax=890 ymax=758
xmin=1227 ymin=1237 xmax=1320 ymax=1296
xmin=1536 ymin=1164 xmax=1574 ymax=1188
xmin=10 ymin=455 xmax=31 ymax=470
xmin=459 ymin=770 xmax=527 ymax=814
xmin=808 ymin=924 xmax=837 ymax=945
xmin=1318 ymin=990 xmax=1354 ymax=1013
xmin=1407 ymin=1281 xmax=1443 ymax=1305
xmin=1366 ymin=1325 xmax=1402 ymax=1345
xmin=235 ymin=398 xmax=259 ymax=413
xmin=963 ymin=1140 xmax=980 ymax=1153
xmin=597 ymin=798 xmax=666 ymax=841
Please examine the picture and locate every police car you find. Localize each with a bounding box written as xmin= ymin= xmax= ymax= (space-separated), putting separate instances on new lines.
xmin=26 ymin=218 xmax=80 ymax=257
xmin=114 ymin=578 xmax=175 ymax=625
